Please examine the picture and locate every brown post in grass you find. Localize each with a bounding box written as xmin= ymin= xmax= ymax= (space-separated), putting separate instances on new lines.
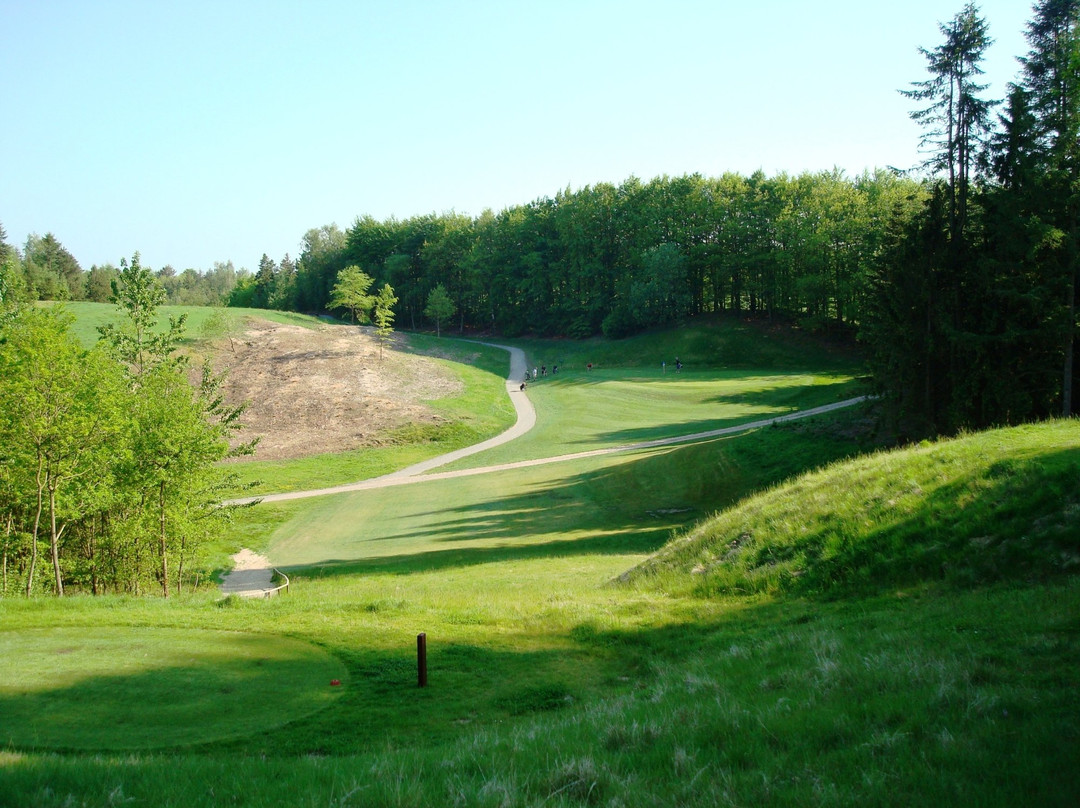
xmin=417 ymin=632 xmax=428 ymax=688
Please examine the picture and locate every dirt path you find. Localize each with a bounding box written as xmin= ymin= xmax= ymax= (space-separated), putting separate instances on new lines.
xmin=220 ymin=548 xmax=275 ymax=597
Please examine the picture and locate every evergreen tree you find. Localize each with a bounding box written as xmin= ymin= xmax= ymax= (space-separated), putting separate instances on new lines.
xmin=1016 ymin=0 xmax=1080 ymax=414
xmin=374 ymin=283 xmax=398 ymax=360
xmin=901 ymin=2 xmax=995 ymax=245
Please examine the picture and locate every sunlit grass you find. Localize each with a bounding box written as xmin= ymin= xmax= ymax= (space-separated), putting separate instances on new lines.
xmin=631 ymin=419 xmax=1080 ymax=598
xmin=445 ymin=368 xmax=864 ymax=469
xmin=40 ymin=301 xmax=328 ymax=348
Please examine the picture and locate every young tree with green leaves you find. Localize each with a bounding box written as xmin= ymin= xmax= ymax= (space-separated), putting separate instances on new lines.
xmin=329 ymin=265 xmax=375 ymax=324
xmin=423 ymin=283 xmax=456 ymax=337
xmin=0 ymin=306 xmax=127 ymax=596
xmin=374 ymin=282 xmax=398 ymax=359
xmin=98 ymin=253 xmax=186 ymax=376
xmin=99 ymin=251 xmax=252 ymax=595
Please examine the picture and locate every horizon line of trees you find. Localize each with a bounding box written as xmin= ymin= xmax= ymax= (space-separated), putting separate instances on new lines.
xmin=0 ymin=229 xmax=246 ymax=308
xmin=276 ymin=168 xmax=925 ymax=341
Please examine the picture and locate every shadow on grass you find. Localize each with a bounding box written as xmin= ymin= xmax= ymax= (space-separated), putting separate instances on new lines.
xmin=278 ymin=444 xmax=732 ymax=574
xmin=274 ymin=421 xmax=882 ymax=577
xmin=283 ymin=527 xmax=674 ymax=579
xmin=4 ymin=583 xmax=1078 ymax=808
xmin=564 ymin=379 xmax=866 ymax=447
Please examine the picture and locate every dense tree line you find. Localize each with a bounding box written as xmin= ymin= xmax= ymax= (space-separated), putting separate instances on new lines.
xmin=0 ymin=256 xmax=253 ymax=597
xmin=274 ymin=171 xmax=924 ymax=340
xmin=865 ymin=0 xmax=1080 ymax=436
xmin=0 ymin=227 xmax=241 ymax=307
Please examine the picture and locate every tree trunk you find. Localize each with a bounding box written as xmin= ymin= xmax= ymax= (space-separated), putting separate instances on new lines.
xmin=48 ymin=484 xmax=64 ymax=597
xmin=1065 ymin=266 xmax=1076 ymax=417
xmin=159 ymin=481 xmax=169 ymax=598
xmin=26 ymin=459 xmax=45 ymax=597
xmin=2 ymin=512 xmax=11 ymax=597
xmin=177 ymin=533 xmax=185 ymax=596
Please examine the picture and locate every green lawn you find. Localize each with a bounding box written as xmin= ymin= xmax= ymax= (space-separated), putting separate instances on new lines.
xmin=445 ymin=367 xmax=863 ymax=469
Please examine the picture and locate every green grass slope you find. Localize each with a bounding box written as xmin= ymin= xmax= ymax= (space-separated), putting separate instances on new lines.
xmin=40 ymin=300 xmax=327 ymax=347
xmin=629 ymin=419 xmax=1080 ymax=598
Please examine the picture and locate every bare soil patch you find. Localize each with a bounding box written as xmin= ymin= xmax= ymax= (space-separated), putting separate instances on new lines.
xmin=212 ymin=320 xmax=463 ymax=461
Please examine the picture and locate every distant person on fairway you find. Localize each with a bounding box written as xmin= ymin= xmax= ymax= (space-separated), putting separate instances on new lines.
xmin=675 ymin=358 xmax=682 ymax=373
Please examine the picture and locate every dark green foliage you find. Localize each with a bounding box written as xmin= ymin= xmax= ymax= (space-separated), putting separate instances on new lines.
xmin=864 ymin=1 xmax=1080 ymax=436
xmin=278 ymin=170 xmax=923 ymax=339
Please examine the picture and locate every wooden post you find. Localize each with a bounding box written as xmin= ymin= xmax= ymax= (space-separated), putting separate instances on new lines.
xmin=417 ymin=632 xmax=428 ymax=688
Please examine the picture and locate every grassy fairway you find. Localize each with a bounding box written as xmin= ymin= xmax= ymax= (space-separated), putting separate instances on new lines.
xmin=446 ymin=367 xmax=862 ymax=469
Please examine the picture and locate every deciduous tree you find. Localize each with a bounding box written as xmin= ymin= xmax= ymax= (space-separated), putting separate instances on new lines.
xmin=329 ymin=265 xmax=375 ymax=324
xmin=423 ymin=284 xmax=456 ymax=337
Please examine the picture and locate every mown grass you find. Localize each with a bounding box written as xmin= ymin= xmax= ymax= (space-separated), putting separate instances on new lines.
xmin=0 ymin=626 xmax=345 ymax=750
xmin=1 ymin=572 xmax=1076 ymax=806
xmin=263 ymin=410 xmax=878 ymax=570
xmin=500 ymin=313 xmax=861 ymax=373
xmin=446 ymin=368 xmax=864 ymax=469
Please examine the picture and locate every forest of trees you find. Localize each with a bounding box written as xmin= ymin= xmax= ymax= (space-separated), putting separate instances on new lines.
xmin=865 ymin=0 xmax=1080 ymax=435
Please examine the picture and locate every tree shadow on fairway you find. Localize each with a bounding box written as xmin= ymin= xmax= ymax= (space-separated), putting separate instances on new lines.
xmin=283 ymin=527 xmax=675 ymax=579
xmin=278 ymin=443 xmax=736 ymax=575
xmin=584 ymin=382 xmax=864 ymax=447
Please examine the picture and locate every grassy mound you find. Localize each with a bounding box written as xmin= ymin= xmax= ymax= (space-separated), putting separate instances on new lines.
xmin=629 ymin=419 xmax=1080 ymax=598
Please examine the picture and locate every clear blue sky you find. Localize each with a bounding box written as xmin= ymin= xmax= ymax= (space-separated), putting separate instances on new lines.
xmin=1 ymin=0 xmax=1032 ymax=273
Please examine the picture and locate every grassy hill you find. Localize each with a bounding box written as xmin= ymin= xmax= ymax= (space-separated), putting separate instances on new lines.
xmin=39 ymin=300 xmax=328 ymax=347
xmin=629 ymin=419 xmax=1080 ymax=598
